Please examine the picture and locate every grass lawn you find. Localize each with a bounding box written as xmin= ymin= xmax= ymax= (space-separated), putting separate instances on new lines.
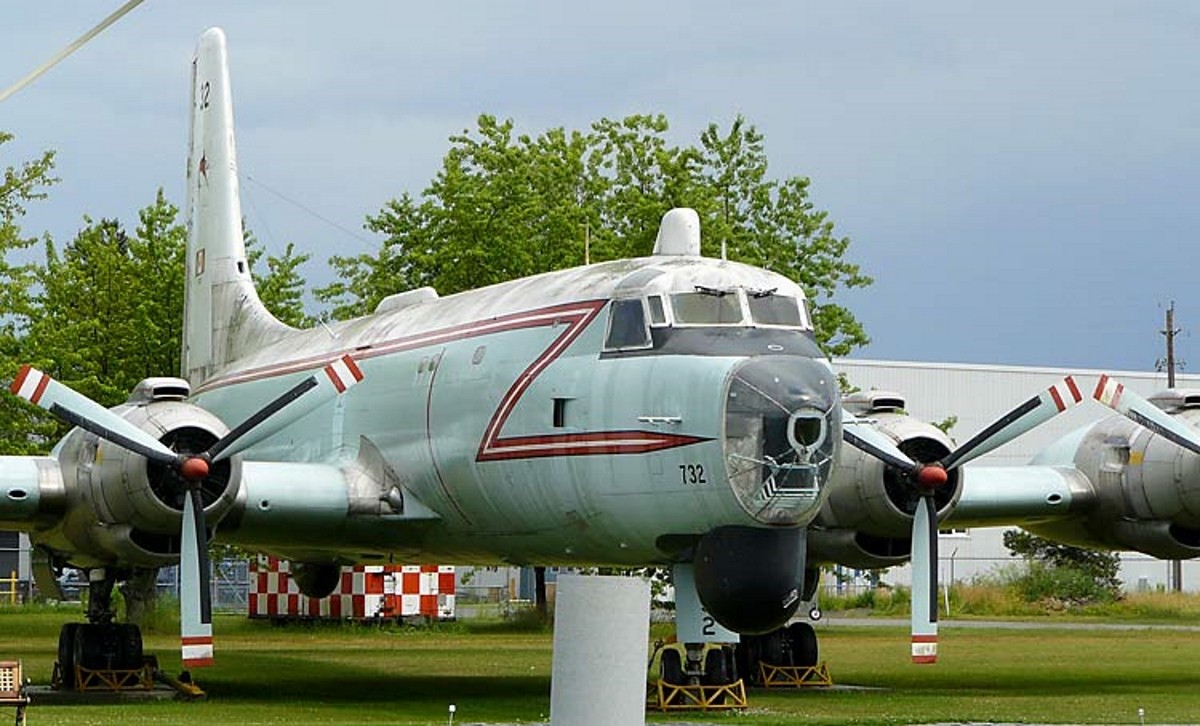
xmin=2 ymin=607 xmax=1199 ymax=724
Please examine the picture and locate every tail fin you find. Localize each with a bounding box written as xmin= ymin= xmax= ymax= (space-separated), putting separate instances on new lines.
xmin=183 ymin=28 xmax=291 ymax=386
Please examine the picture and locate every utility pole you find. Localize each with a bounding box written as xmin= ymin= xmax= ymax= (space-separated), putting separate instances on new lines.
xmin=1160 ymin=302 xmax=1179 ymax=388
xmin=1158 ymin=302 xmax=1183 ymax=591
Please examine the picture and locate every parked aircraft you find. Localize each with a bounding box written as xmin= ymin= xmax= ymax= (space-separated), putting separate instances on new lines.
xmin=2 ymin=28 xmax=1194 ymax=686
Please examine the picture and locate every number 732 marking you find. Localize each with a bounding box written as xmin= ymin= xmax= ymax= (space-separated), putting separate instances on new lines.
xmin=678 ymin=463 xmax=707 ymax=485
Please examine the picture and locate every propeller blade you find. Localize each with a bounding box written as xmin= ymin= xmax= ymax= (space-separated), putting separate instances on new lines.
xmin=180 ymin=488 xmax=214 ymax=668
xmin=10 ymin=365 xmax=177 ymax=464
xmin=843 ymin=415 xmax=921 ymax=474
xmin=206 ymin=355 xmax=364 ymax=462
xmin=940 ymin=376 xmax=1083 ymax=470
xmin=1094 ymin=374 xmax=1200 ymax=456
xmin=910 ymin=494 xmax=938 ymax=664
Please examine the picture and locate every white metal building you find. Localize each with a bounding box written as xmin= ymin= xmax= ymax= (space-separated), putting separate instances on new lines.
xmin=833 ymin=358 xmax=1200 ymax=593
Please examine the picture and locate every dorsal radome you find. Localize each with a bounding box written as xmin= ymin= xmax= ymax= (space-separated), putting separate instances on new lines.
xmin=653 ymin=208 xmax=701 ymax=257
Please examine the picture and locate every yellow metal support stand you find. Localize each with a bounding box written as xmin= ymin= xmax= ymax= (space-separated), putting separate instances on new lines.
xmin=50 ymin=654 xmax=205 ymax=698
xmin=758 ymin=661 xmax=833 ymax=688
xmin=647 ymin=679 xmax=748 ymax=711
xmin=56 ymin=662 xmax=155 ymax=692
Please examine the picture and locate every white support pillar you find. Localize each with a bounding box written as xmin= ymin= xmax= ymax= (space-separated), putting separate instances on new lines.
xmin=549 ymin=574 xmax=650 ymax=726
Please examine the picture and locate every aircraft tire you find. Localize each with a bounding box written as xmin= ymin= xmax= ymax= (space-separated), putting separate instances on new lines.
xmin=72 ymin=623 xmax=144 ymax=672
xmin=57 ymin=623 xmax=80 ymax=688
xmin=758 ymin=628 xmax=788 ymax=666
xmin=787 ymin=621 xmax=819 ymax=668
xmin=701 ymin=647 xmax=731 ymax=686
xmin=733 ymin=639 xmax=758 ymax=686
xmin=660 ymin=648 xmax=685 ymax=686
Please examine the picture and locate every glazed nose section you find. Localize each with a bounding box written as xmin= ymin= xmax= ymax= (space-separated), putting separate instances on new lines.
xmin=722 ymin=356 xmax=840 ymax=525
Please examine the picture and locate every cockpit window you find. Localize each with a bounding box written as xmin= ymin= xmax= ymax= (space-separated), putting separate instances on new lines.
xmin=647 ymin=295 xmax=667 ymax=326
xmin=604 ymin=298 xmax=651 ymax=350
xmin=748 ymin=292 xmax=804 ymax=327
xmin=670 ymin=291 xmax=744 ymax=325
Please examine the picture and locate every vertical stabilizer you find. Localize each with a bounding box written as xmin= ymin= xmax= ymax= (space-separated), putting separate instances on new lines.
xmin=183 ymin=28 xmax=291 ymax=386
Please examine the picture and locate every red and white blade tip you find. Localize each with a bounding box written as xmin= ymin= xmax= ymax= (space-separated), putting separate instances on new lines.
xmin=10 ymin=365 xmax=50 ymax=405
xmin=181 ymin=634 xmax=214 ymax=668
xmin=911 ymin=634 xmax=937 ymax=664
xmin=323 ymin=355 xmax=364 ymax=394
xmin=1047 ymin=375 xmax=1082 ymax=412
xmin=1093 ymin=374 xmax=1124 ymax=409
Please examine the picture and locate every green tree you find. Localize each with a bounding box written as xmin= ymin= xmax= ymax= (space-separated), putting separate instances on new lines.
xmin=316 ymin=113 xmax=872 ymax=355
xmin=1003 ymin=529 xmax=1122 ymax=605
xmin=128 ymin=189 xmax=187 ymax=379
xmin=247 ymin=236 xmax=315 ymax=328
xmin=23 ymin=191 xmax=187 ymax=450
xmin=695 ymin=117 xmax=871 ymax=355
xmin=29 ymin=218 xmax=152 ymax=404
xmin=0 ymin=133 xmax=58 ymax=453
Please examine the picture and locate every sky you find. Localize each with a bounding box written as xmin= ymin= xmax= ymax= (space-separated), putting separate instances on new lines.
xmin=2 ymin=1 xmax=1198 ymax=374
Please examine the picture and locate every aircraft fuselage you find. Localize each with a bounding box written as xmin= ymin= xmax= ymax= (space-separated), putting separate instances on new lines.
xmin=198 ymin=255 xmax=840 ymax=567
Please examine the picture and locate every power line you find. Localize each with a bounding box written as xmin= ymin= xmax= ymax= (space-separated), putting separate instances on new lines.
xmin=241 ymin=174 xmax=376 ymax=248
xmin=0 ymin=0 xmax=147 ymax=103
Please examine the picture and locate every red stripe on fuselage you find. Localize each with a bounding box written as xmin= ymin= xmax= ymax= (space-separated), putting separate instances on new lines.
xmin=477 ymin=431 xmax=709 ymax=462
xmin=474 ymin=302 xmax=607 ymax=461
xmin=193 ymin=300 xmax=609 ymax=393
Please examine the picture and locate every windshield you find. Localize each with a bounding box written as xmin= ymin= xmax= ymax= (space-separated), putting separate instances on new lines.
xmin=670 ymin=291 xmax=744 ymax=325
xmin=748 ymin=293 xmax=805 ymax=327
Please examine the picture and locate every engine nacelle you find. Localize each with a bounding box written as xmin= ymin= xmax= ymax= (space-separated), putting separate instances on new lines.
xmin=819 ymin=393 xmax=961 ymax=541
xmin=45 ymin=378 xmax=241 ymax=567
xmin=1031 ymin=400 xmax=1200 ymax=557
xmin=805 ymin=527 xmax=913 ymax=570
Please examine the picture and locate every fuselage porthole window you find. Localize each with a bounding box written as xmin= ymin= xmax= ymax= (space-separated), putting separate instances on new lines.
xmin=604 ymin=298 xmax=652 ymax=351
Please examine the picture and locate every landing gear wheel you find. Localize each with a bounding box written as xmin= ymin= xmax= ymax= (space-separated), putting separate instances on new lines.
xmin=809 ymin=607 xmax=822 ymax=621
xmin=787 ymin=621 xmax=819 ymax=668
xmin=759 ymin=628 xmax=788 ymax=666
xmin=73 ymin=623 xmax=144 ymax=672
xmin=660 ymin=648 xmax=685 ymax=686
xmin=57 ymin=623 xmax=81 ymax=689
xmin=701 ymin=647 xmax=732 ymax=686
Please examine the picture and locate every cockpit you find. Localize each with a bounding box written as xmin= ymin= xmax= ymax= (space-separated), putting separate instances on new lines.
xmin=598 ymin=265 xmax=836 ymax=525
xmin=603 ymin=286 xmax=814 ymax=354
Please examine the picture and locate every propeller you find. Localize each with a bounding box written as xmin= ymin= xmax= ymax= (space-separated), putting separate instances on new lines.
xmin=1093 ymin=374 xmax=1200 ymax=456
xmin=9 ymin=354 xmax=364 ymax=667
xmin=842 ymin=375 xmax=1083 ymax=663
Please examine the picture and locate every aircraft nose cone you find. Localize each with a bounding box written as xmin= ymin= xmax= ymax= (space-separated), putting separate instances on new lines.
xmin=723 ymin=355 xmax=840 ymax=525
